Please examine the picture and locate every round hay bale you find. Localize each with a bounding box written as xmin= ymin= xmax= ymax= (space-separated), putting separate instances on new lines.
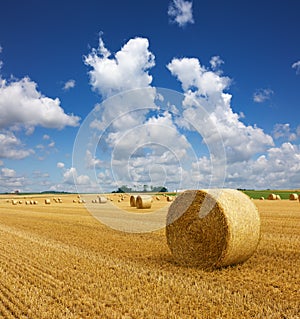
xmin=156 ymin=196 xmax=160 ymax=201
xmin=276 ymin=195 xmax=281 ymax=200
xmin=25 ymin=200 xmax=30 ymax=205
xmin=130 ymin=195 xmax=138 ymax=207
xmin=18 ymin=200 xmax=23 ymax=204
xmin=136 ymin=195 xmax=152 ymax=209
xmin=268 ymin=193 xmax=277 ymax=200
xmin=167 ymin=196 xmax=174 ymax=202
xmin=289 ymin=193 xmax=298 ymax=200
xmin=98 ymin=196 xmax=107 ymax=204
xmin=166 ymin=189 xmax=261 ymax=269
xmin=259 ymin=197 xmax=264 ymax=200
xmin=73 ymin=199 xmax=77 ymax=203
xmin=45 ymin=199 xmax=51 ymax=204
xmin=33 ymin=200 xmax=38 ymax=205
xmin=12 ymin=200 xmax=18 ymax=205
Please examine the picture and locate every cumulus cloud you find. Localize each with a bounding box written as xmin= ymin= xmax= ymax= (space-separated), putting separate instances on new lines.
xmin=0 ymin=77 xmax=80 ymax=130
xmin=292 ymin=60 xmax=300 ymax=75
xmin=63 ymin=79 xmax=76 ymax=91
xmin=84 ymin=36 xmax=155 ymax=98
xmin=168 ymin=0 xmax=194 ymax=27
xmin=167 ymin=56 xmax=274 ymax=164
xmin=253 ymin=88 xmax=274 ymax=103
xmin=0 ymin=131 xmax=34 ymax=159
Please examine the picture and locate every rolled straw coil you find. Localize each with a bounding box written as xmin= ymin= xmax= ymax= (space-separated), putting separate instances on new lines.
xmin=166 ymin=189 xmax=260 ymax=269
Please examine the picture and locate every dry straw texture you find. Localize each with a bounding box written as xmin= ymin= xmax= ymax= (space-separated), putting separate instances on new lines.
xmin=45 ymin=199 xmax=51 ymax=204
xmin=276 ymin=195 xmax=281 ymax=200
xmin=166 ymin=189 xmax=261 ymax=269
xmin=289 ymin=193 xmax=298 ymax=200
xmin=167 ymin=196 xmax=174 ymax=202
xmin=136 ymin=195 xmax=152 ymax=209
xmin=130 ymin=195 xmax=138 ymax=207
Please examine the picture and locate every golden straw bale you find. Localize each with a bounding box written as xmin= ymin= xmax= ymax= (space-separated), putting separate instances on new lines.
xmin=45 ymin=199 xmax=51 ymax=204
xmin=259 ymin=197 xmax=264 ymax=200
xmin=130 ymin=195 xmax=138 ymax=207
xmin=167 ymin=196 xmax=174 ymax=202
xmin=268 ymin=193 xmax=277 ymax=200
xmin=166 ymin=189 xmax=261 ymax=269
xmin=98 ymin=196 xmax=107 ymax=204
xmin=276 ymin=195 xmax=281 ymax=200
xmin=136 ymin=195 xmax=152 ymax=209
xmin=289 ymin=193 xmax=298 ymax=200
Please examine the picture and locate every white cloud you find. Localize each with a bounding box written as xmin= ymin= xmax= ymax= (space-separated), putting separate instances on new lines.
xmin=225 ymin=142 xmax=300 ymax=189
xmin=57 ymin=162 xmax=65 ymax=169
xmin=167 ymin=56 xmax=274 ymax=164
xmin=48 ymin=141 xmax=55 ymax=148
xmin=0 ymin=131 xmax=34 ymax=159
xmin=85 ymin=150 xmax=102 ymax=169
xmin=168 ymin=0 xmax=194 ymax=27
xmin=0 ymin=167 xmax=26 ymax=192
xmin=1 ymin=167 xmax=16 ymax=178
xmin=210 ymin=56 xmax=224 ymax=71
xmin=63 ymin=79 xmax=76 ymax=91
xmin=273 ymin=123 xmax=297 ymax=141
xmin=0 ymin=76 xmax=80 ymax=130
xmin=253 ymin=88 xmax=274 ymax=103
xmin=84 ymin=36 xmax=155 ymax=98
xmin=43 ymin=134 xmax=50 ymax=140
xmin=292 ymin=60 xmax=300 ymax=75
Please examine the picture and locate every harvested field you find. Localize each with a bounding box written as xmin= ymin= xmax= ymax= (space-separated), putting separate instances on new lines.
xmin=0 ymin=194 xmax=299 ymax=318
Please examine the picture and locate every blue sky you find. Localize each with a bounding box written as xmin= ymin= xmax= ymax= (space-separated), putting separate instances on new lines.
xmin=0 ymin=0 xmax=300 ymax=193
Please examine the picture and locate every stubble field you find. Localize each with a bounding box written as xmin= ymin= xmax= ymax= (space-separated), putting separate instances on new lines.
xmin=0 ymin=193 xmax=299 ymax=318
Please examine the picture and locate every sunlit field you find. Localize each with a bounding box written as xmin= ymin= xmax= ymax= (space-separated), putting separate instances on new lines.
xmin=0 ymin=193 xmax=299 ymax=318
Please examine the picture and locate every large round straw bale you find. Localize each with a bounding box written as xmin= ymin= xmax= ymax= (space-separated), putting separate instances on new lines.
xmin=289 ymin=193 xmax=298 ymax=200
xmin=45 ymin=199 xmax=51 ymax=204
xmin=259 ymin=197 xmax=264 ymax=200
xmin=166 ymin=189 xmax=261 ymax=269
xmin=98 ymin=196 xmax=107 ymax=204
xmin=276 ymin=195 xmax=281 ymax=200
xmin=12 ymin=200 xmax=18 ymax=205
xmin=130 ymin=195 xmax=138 ymax=207
xmin=136 ymin=195 xmax=152 ymax=209
xmin=268 ymin=193 xmax=277 ymax=200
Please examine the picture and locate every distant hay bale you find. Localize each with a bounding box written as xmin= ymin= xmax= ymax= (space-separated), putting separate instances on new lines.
xmin=25 ymin=200 xmax=30 ymax=205
xmin=166 ymin=189 xmax=261 ymax=269
xmin=156 ymin=196 xmax=160 ymax=201
xmin=18 ymin=200 xmax=23 ymax=204
xmin=45 ymin=199 xmax=51 ymax=204
xmin=259 ymin=197 xmax=264 ymax=200
xmin=98 ymin=196 xmax=107 ymax=204
xmin=73 ymin=199 xmax=77 ymax=203
xmin=136 ymin=195 xmax=152 ymax=209
xmin=130 ymin=195 xmax=138 ymax=207
xmin=30 ymin=200 xmax=34 ymax=205
xmin=12 ymin=200 xmax=18 ymax=205
xmin=276 ymin=195 xmax=281 ymax=200
xmin=289 ymin=193 xmax=298 ymax=200
xmin=167 ymin=196 xmax=174 ymax=202
xmin=268 ymin=193 xmax=277 ymax=200
xmin=33 ymin=201 xmax=38 ymax=205
xmin=58 ymin=199 xmax=63 ymax=203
